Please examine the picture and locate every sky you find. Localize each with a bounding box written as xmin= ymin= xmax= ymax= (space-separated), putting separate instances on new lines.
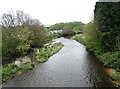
xmin=0 ymin=0 xmax=99 ymax=25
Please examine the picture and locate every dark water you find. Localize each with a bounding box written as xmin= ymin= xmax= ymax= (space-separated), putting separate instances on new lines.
xmin=2 ymin=37 xmax=114 ymax=87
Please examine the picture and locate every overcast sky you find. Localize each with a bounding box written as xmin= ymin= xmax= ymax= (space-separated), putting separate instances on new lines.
xmin=0 ymin=0 xmax=99 ymax=25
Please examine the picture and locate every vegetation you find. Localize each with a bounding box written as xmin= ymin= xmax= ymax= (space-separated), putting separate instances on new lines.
xmin=94 ymin=2 xmax=120 ymax=52
xmin=49 ymin=21 xmax=84 ymax=35
xmin=1 ymin=10 xmax=64 ymax=83
xmin=68 ymin=21 xmax=84 ymax=34
xmin=45 ymin=29 xmax=61 ymax=42
xmin=36 ymin=42 xmax=64 ymax=62
xmin=94 ymin=2 xmax=120 ymax=70
xmin=110 ymin=71 xmax=120 ymax=81
xmin=61 ymin=24 xmax=74 ymax=36
xmin=1 ymin=2 xmax=120 ymax=85
xmin=49 ymin=23 xmax=65 ymax=30
xmin=72 ymin=2 xmax=120 ymax=82
xmin=2 ymin=10 xmax=46 ymax=63
xmin=1 ymin=61 xmax=34 ymax=83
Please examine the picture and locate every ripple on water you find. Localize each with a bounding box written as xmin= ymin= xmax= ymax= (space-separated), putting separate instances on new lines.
xmin=3 ymin=37 xmax=114 ymax=87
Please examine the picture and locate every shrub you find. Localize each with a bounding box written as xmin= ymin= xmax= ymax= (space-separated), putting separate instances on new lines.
xmin=2 ymin=62 xmax=34 ymax=83
xmin=2 ymin=10 xmax=46 ymax=63
xmin=36 ymin=42 xmax=64 ymax=63
xmin=62 ymin=24 xmax=74 ymax=36
xmin=46 ymin=31 xmax=60 ymax=41
xmin=94 ymin=2 xmax=120 ymax=51
xmin=29 ymin=21 xmax=46 ymax=48
xmin=110 ymin=71 xmax=120 ymax=81
xmin=102 ymin=52 xmax=120 ymax=69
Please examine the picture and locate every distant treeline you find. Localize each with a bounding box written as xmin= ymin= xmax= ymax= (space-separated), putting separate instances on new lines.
xmin=49 ymin=21 xmax=84 ymax=36
xmin=49 ymin=21 xmax=84 ymax=31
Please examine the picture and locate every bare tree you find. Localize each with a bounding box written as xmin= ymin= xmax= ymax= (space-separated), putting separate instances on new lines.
xmin=1 ymin=10 xmax=33 ymax=27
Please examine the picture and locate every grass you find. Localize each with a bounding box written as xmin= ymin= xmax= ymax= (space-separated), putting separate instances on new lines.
xmin=105 ymin=68 xmax=120 ymax=87
xmin=1 ymin=42 xmax=64 ymax=83
xmin=1 ymin=62 xmax=34 ymax=83
xmin=72 ymin=34 xmax=85 ymax=44
xmin=72 ymin=34 xmax=120 ymax=83
xmin=36 ymin=42 xmax=64 ymax=63
xmin=110 ymin=71 xmax=120 ymax=81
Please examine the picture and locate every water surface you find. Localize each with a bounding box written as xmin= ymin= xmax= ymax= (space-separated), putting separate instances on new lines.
xmin=3 ymin=37 xmax=113 ymax=87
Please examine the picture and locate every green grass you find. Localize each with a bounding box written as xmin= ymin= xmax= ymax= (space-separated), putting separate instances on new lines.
xmin=101 ymin=52 xmax=120 ymax=70
xmin=72 ymin=34 xmax=85 ymax=44
xmin=72 ymin=34 xmax=120 ymax=82
xmin=110 ymin=71 xmax=120 ymax=81
xmin=72 ymin=34 xmax=120 ymax=69
xmin=36 ymin=42 xmax=64 ymax=63
xmin=1 ymin=42 xmax=63 ymax=83
xmin=1 ymin=62 xmax=34 ymax=83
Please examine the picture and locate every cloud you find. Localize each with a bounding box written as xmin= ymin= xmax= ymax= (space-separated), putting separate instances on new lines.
xmin=0 ymin=0 xmax=99 ymax=25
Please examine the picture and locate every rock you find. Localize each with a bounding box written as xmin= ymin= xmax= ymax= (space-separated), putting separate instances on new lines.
xmin=14 ymin=56 xmax=31 ymax=67
xmin=20 ymin=56 xmax=31 ymax=64
xmin=14 ymin=60 xmax=22 ymax=67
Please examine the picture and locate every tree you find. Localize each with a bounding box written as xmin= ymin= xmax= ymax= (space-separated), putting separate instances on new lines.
xmin=62 ymin=24 xmax=74 ymax=36
xmin=94 ymin=2 xmax=120 ymax=51
xmin=1 ymin=10 xmax=46 ymax=63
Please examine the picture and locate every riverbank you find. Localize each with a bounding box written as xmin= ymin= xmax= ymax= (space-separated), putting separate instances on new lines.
xmin=2 ymin=37 xmax=115 ymax=87
xmin=1 ymin=42 xmax=64 ymax=83
xmin=72 ymin=34 xmax=120 ymax=87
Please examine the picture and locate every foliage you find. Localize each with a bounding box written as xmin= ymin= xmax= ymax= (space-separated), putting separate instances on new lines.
xmin=29 ymin=21 xmax=46 ymax=48
xmin=62 ymin=24 xmax=74 ymax=36
xmin=36 ymin=42 xmax=64 ymax=62
xmin=2 ymin=62 xmax=34 ymax=83
xmin=72 ymin=2 xmax=120 ymax=72
xmin=15 ymin=25 xmax=32 ymax=55
xmin=0 ymin=26 xmax=1 ymax=61
xmin=45 ymin=30 xmax=61 ymax=42
xmin=72 ymin=34 xmax=84 ymax=44
xmin=94 ymin=2 xmax=120 ymax=52
xmin=68 ymin=21 xmax=84 ymax=33
xmin=49 ymin=23 xmax=65 ymax=30
xmin=110 ymin=71 xmax=120 ymax=81
xmin=72 ymin=21 xmax=120 ymax=70
xmin=49 ymin=21 xmax=84 ymax=35
xmin=102 ymin=52 xmax=120 ymax=70
xmin=1 ymin=10 xmax=46 ymax=63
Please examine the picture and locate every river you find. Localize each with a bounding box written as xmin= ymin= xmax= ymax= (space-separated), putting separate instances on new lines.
xmin=2 ymin=37 xmax=114 ymax=87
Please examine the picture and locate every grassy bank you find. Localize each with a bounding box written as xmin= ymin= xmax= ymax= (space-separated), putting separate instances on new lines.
xmin=72 ymin=34 xmax=120 ymax=86
xmin=1 ymin=61 xmax=34 ymax=83
xmin=36 ymin=42 xmax=64 ymax=63
xmin=1 ymin=42 xmax=64 ymax=83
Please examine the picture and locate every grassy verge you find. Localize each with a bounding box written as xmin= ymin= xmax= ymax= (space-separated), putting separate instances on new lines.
xmin=72 ymin=34 xmax=120 ymax=84
xmin=1 ymin=42 xmax=64 ymax=83
xmin=104 ymin=68 xmax=120 ymax=87
xmin=36 ymin=42 xmax=64 ymax=63
xmin=1 ymin=61 xmax=34 ymax=83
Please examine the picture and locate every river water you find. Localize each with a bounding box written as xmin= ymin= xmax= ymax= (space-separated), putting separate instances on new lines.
xmin=2 ymin=37 xmax=114 ymax=87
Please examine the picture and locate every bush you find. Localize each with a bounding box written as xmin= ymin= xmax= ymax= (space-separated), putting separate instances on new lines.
xmin=2 ymin=62 xmax=34 ymax=83
xmin=2 ymin=10 xmax=46 ymax=63
xmin=36 ymin=42 xmax=64 ymax=63
xmin=72 ymin=34 xmax=84 ymax=43
xmin=49 ymin=23 xmax=64 ymax=30
xmin=2 ymin=25 xmax=32 ymax=62
xmin=110 ymin=71 xmax=120 ymax=81
xmin=46 ymin=31 xmax=60 ymax=41
xmin=94 ymin=2 xmax=120 ymax=51
xmin=102 ymin=52 xmax=120 ymax=69
xmin=62 ymin=24 xmax=74 ymax=36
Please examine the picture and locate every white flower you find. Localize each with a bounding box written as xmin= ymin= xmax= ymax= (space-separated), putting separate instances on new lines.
xmin=14 ymin=60 xmax=21 ymax=67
